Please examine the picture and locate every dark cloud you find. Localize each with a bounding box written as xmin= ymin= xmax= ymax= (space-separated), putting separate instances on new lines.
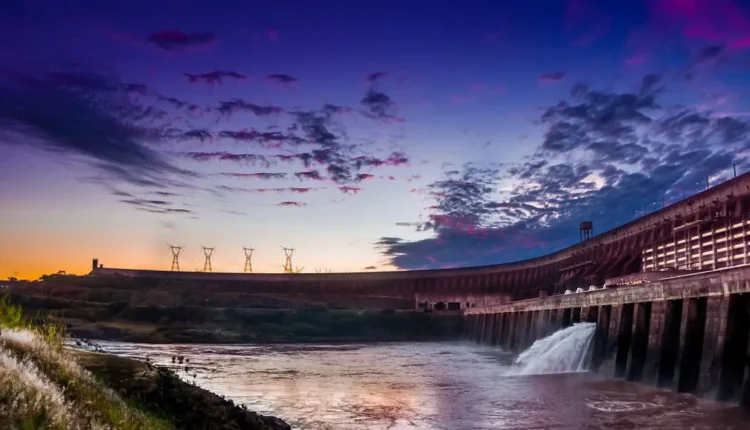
xmin=146 ymin=31 xmax=216 ymax=51
xmin=294 ymin=170 xmax=324 ymax=180
xmin=539 ymin=72 xmax=566 ymax=83
xmin=278 ymin=201 xmax=306 ymax=207
xmin=182 ymin=152 xmax=273 ymax=167
xmin=694 ymin=44 xmax=726 ymax=65
xmin=0 ymin=68 xmax=193 ymax=189
xmin=362 ymin=266 xmax=377 ymax=270
xmin=338 ymin=186 xmax=363 ymax=194
xmin=218 ymin=172 xmax=287 ymax=180
xmin=118 ymin=198 xmax=193 ymax=216
xmin=365 ymin=72 xmax=387 ymax=84
xmin=216 ymin=99 xmax=284 ymax=117
xmin=357 ymin=173 xmax=375 ymax=181
xmin=217 ymin=185 xmax=317 ymax=194
xmin=361 ymin=89 xmax=398 ymax=120
xmin=266 ymin=74 xmax=297 ymax=84
xmin=378 ymin=74 xmax=750 ymax=269
xmin=185 ymin=71 xmax=248 ymax=85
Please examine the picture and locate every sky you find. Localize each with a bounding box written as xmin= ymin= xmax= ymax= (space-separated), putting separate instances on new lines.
xmin=1 ymin=0 xmax=750 ymax=279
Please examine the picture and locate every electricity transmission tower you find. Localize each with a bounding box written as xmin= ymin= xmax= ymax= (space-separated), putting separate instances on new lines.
xmin=168 ymin=244 xmax=184 ymax=271
xmin=315 ymin=269 xmax=332 ymax=273
xmin=242 ymin=247 xmax=254 ymax=273
xmin=281 ymin=247 xmax=296 ymax=273
xmin=202 ymin=246 xmax=216 ymax=273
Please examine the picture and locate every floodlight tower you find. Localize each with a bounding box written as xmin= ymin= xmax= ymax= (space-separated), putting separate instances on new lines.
xmin=168 ymin=244 xmax=184 ymax=271
xmin=202 ymin=246 xmax=216 ymax=273
xmin=242 ymin=247 xmax=254 ymax=273
xmin=281 ymin=246 xmax=296 ymax=274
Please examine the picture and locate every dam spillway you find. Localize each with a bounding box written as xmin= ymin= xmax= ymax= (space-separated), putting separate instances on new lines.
xmin=463 ymin=265 xmax=750 ymax=408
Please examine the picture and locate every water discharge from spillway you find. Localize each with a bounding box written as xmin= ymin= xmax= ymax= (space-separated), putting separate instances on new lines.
xmin=508 ymin=322 xmax=597 ymax=376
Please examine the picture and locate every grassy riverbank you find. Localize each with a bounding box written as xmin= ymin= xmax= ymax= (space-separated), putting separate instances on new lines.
xmin=7 ymin=293 xmax=462 ymax=344
xmin=0 ymin=296 xmax=290 ymax=429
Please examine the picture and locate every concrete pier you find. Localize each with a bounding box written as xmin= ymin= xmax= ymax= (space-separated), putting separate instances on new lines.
xmin=463 ymin=265 xmax=750 ymax=408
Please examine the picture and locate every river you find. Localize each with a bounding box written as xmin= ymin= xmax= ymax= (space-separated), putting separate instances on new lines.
xmin=79 ymin=330 xmax=750 ymax=430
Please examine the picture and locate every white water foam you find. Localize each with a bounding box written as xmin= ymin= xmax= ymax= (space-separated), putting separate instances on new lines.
xmin=507 ymin=322 xmax=596 ymax=375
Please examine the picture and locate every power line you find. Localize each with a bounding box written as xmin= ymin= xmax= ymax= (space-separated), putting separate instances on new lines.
xmin=168 ymin=244 xmax=184 ymax=271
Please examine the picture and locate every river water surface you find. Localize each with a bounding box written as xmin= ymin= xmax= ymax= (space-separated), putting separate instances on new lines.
xmin=85 ymin=338 xmax=750 ymax=429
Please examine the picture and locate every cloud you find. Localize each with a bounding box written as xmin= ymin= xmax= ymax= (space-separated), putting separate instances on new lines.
xmin=216 ymin=100 xmax=284 ymax=117
xmin=185 ymin=71 xmax=248 ymax=85
xmin=217 ymin=185 xmax=318 ymax=194
xmin=357 ymin=173 xmax=375 ymax=181
xmin=361 ymin=89 xmax=400 ymax=120
xmin=0 ymin=68 xmax=193 ymax=189
xmin=539 ymin=72 xmax=566 ymax=84
xmin=146 ymin=31 xmax=216 ymax=51
xmin=338 ymin=186 xmax=363 ymax=194
xmin=362 ymin=266 xmax=377 ymax=270
xmin=365 ymin=72 xmax=387 ymax=84
xmin=378 ymin=74 xmax=750 ymax=270
xmin=278 ymin=201 xmax=306 ymax=207
xmin=266 ymin=74 xmax=297 ymax=84
xmin=218 ymin=172 xmax=287 ymax=180
xmin=294 ymin=170 xmax=325 ymax=180
xmin=118 ymin=198 xmax=193 ymax=215
xmin=182 ymin=152 xmax=273 ymax=167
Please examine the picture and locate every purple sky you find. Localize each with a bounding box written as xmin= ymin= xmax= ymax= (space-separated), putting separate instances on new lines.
xmin=1 ymin=0 xmax=750 ymax=278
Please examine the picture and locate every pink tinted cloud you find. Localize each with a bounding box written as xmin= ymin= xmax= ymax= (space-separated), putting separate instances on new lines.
xmin=625 ymin=55 xmax=646 ymax=66
xmin=266 ymin=29 xmax=279 ymax=43
xmin=539 ymin=72 xmax=566 ymax=85
xmin=649 ymin=0 xmax=750 ymax=49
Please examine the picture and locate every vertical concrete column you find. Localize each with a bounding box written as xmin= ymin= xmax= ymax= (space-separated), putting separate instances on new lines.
xmin=499 ymin=313 xmax=510 ymax=346
xmin=561 ymin=308 xmax=572 ymax=328
xmin=657 ymin=299 xmax=683 ymax=388
xmin=516 ymin=312 xmax=528 ymax=350
xmin=592 ymin=305 xmax=611 ymax=371
xmin=507 ymin=312 xmax=518 ymax=350
xmin=539 ymin=309 xmax=551 ymax=339
xmin=626 ymin=301 xmax=652 ymax=382
xmin=580 ymin=306 xmax=590 ymax=324
xmin=475 ymin=314 xmax=485 ymax=343
xmin=643 ymin=301 xmax=667 ymax=384
xmin=492 ymin=313 xmax=503 ymax=345
xmin=697 ymin=296 xmax=730 ymax=395
xmin=464 ymin=315 xmax=472 ymax=340
xmin=481 ymin=313 xmax=492 ymax=344
xmin=718 ymin=293 xmax=750 ymax=402
xmin=677 ymin=297 xmax=707 ymax=393
xmin=486 ymin=314 xmax=495 ymax=344
xmin=549 ymin=308 xmax=559 ymax=332
xmin=572 ymin=307 xmax=582 ymax=324
xmin=615 ymin=303 xmax=635 ymax=378
xmin=601 ymin=304 xmax=622 ymax=377
xmin=524 ymin=311 xmax=539 ymax=347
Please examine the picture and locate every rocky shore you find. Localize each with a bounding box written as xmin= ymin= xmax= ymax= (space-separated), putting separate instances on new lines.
xmin=75 ymin=349 xmax=291 ymax=430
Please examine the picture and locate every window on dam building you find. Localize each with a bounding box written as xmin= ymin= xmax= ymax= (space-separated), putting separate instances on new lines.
xmin=643 ymin=217 xmax=750 ymax=272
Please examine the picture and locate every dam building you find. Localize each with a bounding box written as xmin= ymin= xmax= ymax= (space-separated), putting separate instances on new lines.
xmin=92 ymin=171 xmax=750 ymax=311
xmin=89 ymin=171 xmax=750 ymax=408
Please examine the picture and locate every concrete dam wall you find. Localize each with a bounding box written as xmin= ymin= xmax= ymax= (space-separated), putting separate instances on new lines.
xmin=463 ymin=265 xmax=750 ymax=408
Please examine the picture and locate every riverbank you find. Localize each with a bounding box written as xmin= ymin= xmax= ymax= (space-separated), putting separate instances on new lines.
xmin=0 ymin=296 xmax=291 ymax=429
xmin=8 ymin=293 xmax=462 ymax=344
xmin=74 ymin=349 xmax=290 ymax=429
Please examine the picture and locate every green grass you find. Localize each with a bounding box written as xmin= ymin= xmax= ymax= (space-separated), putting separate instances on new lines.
xmin=0 ymin=295 xmax=172 ymax=429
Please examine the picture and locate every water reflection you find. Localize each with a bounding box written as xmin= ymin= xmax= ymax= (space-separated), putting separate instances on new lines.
xmin=77 ymin=341 xmax=750 ymax=429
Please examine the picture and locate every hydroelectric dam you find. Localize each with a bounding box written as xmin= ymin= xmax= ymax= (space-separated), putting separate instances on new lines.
xmin=87 ymin=172 xmax=750 ymax=409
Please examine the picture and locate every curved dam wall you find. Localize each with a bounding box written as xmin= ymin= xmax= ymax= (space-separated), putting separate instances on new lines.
xmin=464 ymin=264 xmax=750 ymax=408
xmin=92 ymin=172 xmax=750 ymax=302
